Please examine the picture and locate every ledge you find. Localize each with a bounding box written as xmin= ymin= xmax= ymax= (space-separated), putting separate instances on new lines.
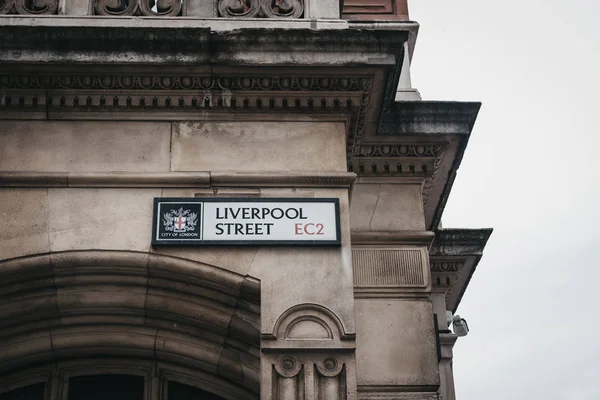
xmin=351 ymin=230 xmax=435 ymax=246
xmin=430 ymin=228 xmax=493 ymax=256
xmin=0 ymin=171 xmax=356 ymax=188
xmin=378 ymin=101 xmax=481 ymax=136
xmin=0 ymin=24 xmax=406 ymax=66
xmin=0 ymin=15 xmax=348 ymax=30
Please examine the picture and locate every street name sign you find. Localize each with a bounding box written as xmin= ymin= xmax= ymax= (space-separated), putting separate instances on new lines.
xmin=152 ymin=198 xmax=341 ymax=246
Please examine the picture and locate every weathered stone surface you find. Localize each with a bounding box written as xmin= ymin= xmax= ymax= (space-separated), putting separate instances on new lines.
xmin=250 ymin=246 xmax=355 ymax=337
xmin=61 ymin=0 xmax=90 ymax=15
xmin=351 ymin=183 xmax=425 ymax=232
xmin=0 ymin=189 xmax=49 ymax=260
xmin=47 ymin=188 xmax=159 ymax=252
xmin=171 ymin=121 xmax=347 ymax=173
xmin=186 ymin=0 xmax=215 ymax=16
xmin=0 ymin=121 xmax=171 ymax=172
xmin=355 ymin=299 xmax=439 ymax=387
xmin=306 ymin=0 xmax=340 ymax=18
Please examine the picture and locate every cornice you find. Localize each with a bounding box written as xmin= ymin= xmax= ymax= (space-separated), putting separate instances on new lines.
xmin=0 ymin=25 xmax=407 ymax=65
xmin=378 ymin=101 xmax=481 ymax=136
xmin=429 ymin=228 xmax=492 ymax=312
xmin=0 ymin=70 xmax=374 ymax=161
xmin=430 ymin=228 xmax=493 ymax=256
xmin=0 ymin=171 xmax=357 ymax=188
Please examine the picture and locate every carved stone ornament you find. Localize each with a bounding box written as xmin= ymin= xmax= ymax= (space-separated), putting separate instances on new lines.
xmin=0 ymin=0 xmax=58 ymax=14
xmin=1 ymin=73 xmax=371 ymax=162
xmin=218 ymin=0 xmax=303 ymax=18
xmin=94 ymin=0 xmax=182 ymax=16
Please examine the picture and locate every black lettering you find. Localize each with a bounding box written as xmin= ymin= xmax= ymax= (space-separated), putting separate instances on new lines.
xmin=242 ymin=208 xmax=250 ymax=219
xmin=265 ymin=223 xmax=273 ymax=234
xmin=216 ymin=223 xmax=224 ymax=235
xmin=216 ymin=208 xmax=225 ymax=219
xmin=272 ymin=208 xmax=284 ymax=219
xmin=252 ymin=208 xmax=260 ymax=219
xmin=262 ymin=208 xmax=270 ymax=219
xmin=299 ymin=208 xmax=307 ymax=219
xmin=235 ymin=223 xmax=244 ymax=235
xmin=245 ymin=224 xmax=254 ymax=235
xmin=285 ymin=208 xmax=299 ymax=219
xmin=230 ymin=208 xmax=241 ymax=219
xmin=255 ymin=224 xmax=263 ymax=235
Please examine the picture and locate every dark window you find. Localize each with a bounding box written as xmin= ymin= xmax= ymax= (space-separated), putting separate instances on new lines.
xmin=168 ymin=381 xmax=226 ymax=400
xmin=0 ymin=383 xmax=44 ymax=400
xmin=68 ymin=375 xmax=144 ymax=400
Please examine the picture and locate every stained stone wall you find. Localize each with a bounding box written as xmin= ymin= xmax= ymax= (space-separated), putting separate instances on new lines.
xmin=0 ymin=117 xmax=359 ymax=399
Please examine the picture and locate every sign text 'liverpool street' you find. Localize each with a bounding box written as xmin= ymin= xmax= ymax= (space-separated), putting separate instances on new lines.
xmin=152 ymin=198 xmax=341 ymax=246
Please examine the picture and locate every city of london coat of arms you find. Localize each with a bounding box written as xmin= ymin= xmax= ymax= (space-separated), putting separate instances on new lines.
xmin=162 ymin=207 xmax=199 ymax=233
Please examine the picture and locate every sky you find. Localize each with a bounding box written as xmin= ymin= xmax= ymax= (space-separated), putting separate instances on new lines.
xmin=409 ymin=1 xmax=600 ymax=399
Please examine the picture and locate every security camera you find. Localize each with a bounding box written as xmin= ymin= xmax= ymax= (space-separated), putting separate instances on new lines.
xmin=452 ymin=314 xmax=469 ymax=337
xmin=446 ymin=311 xmax=469 ymax=337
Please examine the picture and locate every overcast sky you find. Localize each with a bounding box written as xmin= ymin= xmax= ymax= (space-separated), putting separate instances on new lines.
xmin=409 ymin=1 xmax=600 ymax=398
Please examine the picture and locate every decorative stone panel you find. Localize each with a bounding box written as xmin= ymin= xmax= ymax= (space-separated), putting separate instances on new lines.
xmin=94 ymin=0 xmax=183 ymax=16
xmin=0 ymin=0 xmax=57 ymax=14
xmin=218 ymin=0 xmax=304 ymax=18
xmin=352 ymin=248 xmax=430 ymax=298
xmin=266 ymin=353 xmax=355 ymax=399
xmin=342 ymin=0 xmax=408 ymax=21
xmin=262 ymin=304 xmax=357 ymax=399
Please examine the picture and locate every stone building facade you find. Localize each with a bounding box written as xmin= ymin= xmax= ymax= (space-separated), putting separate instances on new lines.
xmin=0 ymin=1 xmax=491 ymax=399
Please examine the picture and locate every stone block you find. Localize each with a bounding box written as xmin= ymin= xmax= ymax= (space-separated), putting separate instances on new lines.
xmin=60 ymin=0 xmax=91 ymax=15
xmin=306 ymin=0 xmax=340 ymax=18
xmin=351 ymin=183 xmax=425 ymax=231
xmin=48 ymin=188 xmax=160 ymax=252
xmin=355 ymin=299 xmax=439 ymax=387
xmin=249 ymin=246 xmax=356 ymax=338
xmin=186 ymin=0 xmax=215 ymax=16
xmin=0 ymin=121 xmax=171 ymax=172
xmin=0 ymin=189 xmax=50 ymax=261
xmin=171 ymin=121 xmax=347 ymax=173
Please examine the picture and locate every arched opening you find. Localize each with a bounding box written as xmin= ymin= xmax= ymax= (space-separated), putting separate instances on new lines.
xmin=0 ymin=251 xmax=261 ymax=400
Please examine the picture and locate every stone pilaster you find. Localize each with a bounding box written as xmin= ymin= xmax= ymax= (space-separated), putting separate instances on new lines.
xmin=261 ymin=304 xmax=357 ymax=399
xmin=438 ymin=334 xmax=458 ymax=400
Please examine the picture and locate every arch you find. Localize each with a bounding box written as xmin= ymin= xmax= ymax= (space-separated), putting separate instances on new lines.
xmin=0 ymin=251 xmax=261 ymax=399
xmin=263 ymin=303 xmax=355 ymax=348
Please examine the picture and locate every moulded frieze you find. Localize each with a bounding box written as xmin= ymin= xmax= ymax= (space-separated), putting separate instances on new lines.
xmin=0 ymin=72 xmax=371 ymax=160
xmin=349 ymin=143 xmax=447 ymax=204
xmin=0 ymin=0 xmax=57 ymax=14
xmin=94 ymin=0 xmax=182 ymax=16
xmin=218 ymin=0 xmax=304 ymax=18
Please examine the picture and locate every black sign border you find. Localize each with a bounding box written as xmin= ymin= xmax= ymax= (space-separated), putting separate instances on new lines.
xmin=152 ymin=197 xmax=342 ymax=247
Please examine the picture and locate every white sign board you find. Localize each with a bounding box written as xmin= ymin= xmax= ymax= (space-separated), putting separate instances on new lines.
xmin=152 ymin=198 xmax=341 ymax=246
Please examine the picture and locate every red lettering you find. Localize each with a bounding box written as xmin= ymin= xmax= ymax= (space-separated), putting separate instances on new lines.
xmin=295 ymin=223 xmax=303 ymax=235
xmin=316 ymin=223 xmax=324 ymax=235
xmin=304 ymin=223 xmax=315 ymax=235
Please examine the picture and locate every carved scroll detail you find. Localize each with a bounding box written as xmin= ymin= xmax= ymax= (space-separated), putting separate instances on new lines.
xmin=0 ymin=0 xmax=58 ymax=15
xmin=218 ymin=0 xmax=303 ymax=18
xmin=94 ymin=0 xmax=182 ymax=16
